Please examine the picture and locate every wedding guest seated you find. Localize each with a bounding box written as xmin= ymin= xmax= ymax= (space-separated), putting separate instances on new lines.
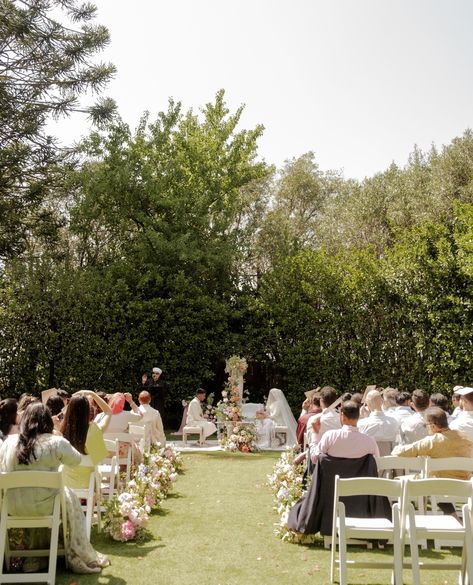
xmin=351 ymin=392 xmax=364 ymax=406
xmin=307 ymin=386 xmax=341 ymax=447
xmin=399 ymin=389 xmax=429 ymax=444
xmin=45 ymin=394 xmax=66 ymax=432
xmin=186 ymin=388 xmax=217 ymax=443
xmin=357 ymin=389 xmax=399 ymax=454
xmin=100 ymin=392 xmax=143 ymax=433
xmin=16 ymin=393 xmax=39 ymax=422
xmin=430 ymin=392 xmax=453 ymax=423
xmin=296 ymin=392 xmax=321 ymax=447
xmin=293 ymin=386 xmax=340 ymax=470
xmin=451 ymin=386 xmax=463 ymax=418
xmin=56 ymin=389 xmax=71 ymax=406
xmin=288 ymin=401 xmax=386 ymax=536
xmin=382 ymin=387 xmax=399 ymax=415
xmin=61 ymin=390 xmax=112 ymax=489
xmin=137 ymin=390 xmax=166 ymax=445
xmin=312 ymin=400 xmax=380 ymax=461
xmin=390 ymin=391 xmax=414 ymax=426
xmin=0 ymin=402 xmax=109 ymax=574
xmin=450 ymin=387 xmax=473 ymax=443
xmin=392 ymin=406 xmax=472 ymax=517
xmin=0 ymin=398 xmax=18 ymax=440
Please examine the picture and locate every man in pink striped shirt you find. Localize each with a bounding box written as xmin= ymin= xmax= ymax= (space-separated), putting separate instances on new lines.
xmin=311 ymin=400 xmax=379 ymax=463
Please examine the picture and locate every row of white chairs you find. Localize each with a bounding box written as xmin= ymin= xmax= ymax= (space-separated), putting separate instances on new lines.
xmin=0 ymin=424 xmax=157 ymax=584
xmin=331 ymin=456 xmax=473 ymax=585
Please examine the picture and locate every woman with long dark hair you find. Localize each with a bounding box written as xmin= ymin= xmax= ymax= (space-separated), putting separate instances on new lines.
xmin=0 ymin=398 xmax=18 ymax=439
xmin=0 ymin=402 xmax=110 ymax=574
xmin=61 ymin=390 xmax=111 ymax=489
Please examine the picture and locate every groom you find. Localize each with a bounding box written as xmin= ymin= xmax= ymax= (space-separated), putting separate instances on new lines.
xmin=186 ymin=388 xmax=217 ymax=443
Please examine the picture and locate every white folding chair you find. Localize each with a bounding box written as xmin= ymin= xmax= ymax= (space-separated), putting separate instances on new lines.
xmin=67 ymin=457 xmax=101 ymax=539
xmin=423 ymin=456 xmax=473 ymax=548
xmin=103 ymin=432 xmax=134 ymax=487
xmin=98 ymin=438 xmax=119 ymax=501
xmin=0 ymin=470 xmax=67 ymax=585
xmin=401 ymin=477 xmax=473 ymax=585
xmin=330 ymin=475 xmax=403 ymax=585
xmin=376 ymin=455 xmax=427 ymax=547
xmin=129 ymin=422 xmax=152 ymax=454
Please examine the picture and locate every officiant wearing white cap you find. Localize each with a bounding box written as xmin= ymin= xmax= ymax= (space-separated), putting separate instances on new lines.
xmin=145 ymin=366 xmax=166 ymax=419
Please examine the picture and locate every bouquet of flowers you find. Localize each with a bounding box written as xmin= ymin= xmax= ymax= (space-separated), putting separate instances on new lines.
xmin=160 ymin=442 xmax=184 ymax=473
xmin=104 ymin=445 xmax=180 ymax=542
xmin=221 ymin=422 xmax=258 ymax=453
xmin=202 ymin=392 xmax=217 ymax=423
xmin=104 ymin=490 xmax=150 ymax=542
xmin=267 ymin=447 xmax=315 ymax=543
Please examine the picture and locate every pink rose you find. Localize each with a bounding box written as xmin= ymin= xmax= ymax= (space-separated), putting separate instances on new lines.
xmin=121 ymin=519 xmax=136 ymax=540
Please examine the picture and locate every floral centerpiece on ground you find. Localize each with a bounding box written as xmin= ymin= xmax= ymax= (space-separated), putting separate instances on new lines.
xmin=220 ymin=421 xmax=259 ymax=453
xmin=267 ymin=447 xmax=316 ymax=543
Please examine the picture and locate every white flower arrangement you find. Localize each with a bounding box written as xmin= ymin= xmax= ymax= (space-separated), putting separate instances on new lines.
xmin=267 ymin=447 xmax=316 ymax=543
xmin=104 ymin=443 xmax=182 ymax=542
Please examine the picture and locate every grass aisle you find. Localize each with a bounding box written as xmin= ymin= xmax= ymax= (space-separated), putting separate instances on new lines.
xmin=56 ymin=451 xmax=462 ymax=585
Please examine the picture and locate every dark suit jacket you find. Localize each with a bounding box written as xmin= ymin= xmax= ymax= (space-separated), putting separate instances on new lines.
xmin=288 ymin=453 xmax=392 ymax=535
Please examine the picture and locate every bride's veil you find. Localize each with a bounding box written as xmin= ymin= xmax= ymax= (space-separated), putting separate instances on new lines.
xmin=266 ymin=388 xmax=297 ymax=445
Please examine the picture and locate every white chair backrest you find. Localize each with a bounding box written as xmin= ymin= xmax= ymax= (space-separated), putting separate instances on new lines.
xmin=335 ymin=475 xmax=403 ymax=500
xmin=424 ymin=457 xmax=473 ymax=477
xmin=403 ymin=477 xmax=473 ymax=501
xmin=376 ymin=455 xmax=425 ymax=476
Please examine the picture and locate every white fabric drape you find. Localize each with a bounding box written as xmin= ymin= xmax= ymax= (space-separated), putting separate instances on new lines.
xmin=266 ymin=388 xmax=297 ymax=446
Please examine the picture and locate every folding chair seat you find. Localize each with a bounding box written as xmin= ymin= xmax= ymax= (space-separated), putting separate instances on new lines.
xmin=0 ymin=470 xmax=67 ymax=585
xmin=401 ymin=477 xmax=473 ymax=585
xmin=330 ymin=475 xmax=403 ymax=585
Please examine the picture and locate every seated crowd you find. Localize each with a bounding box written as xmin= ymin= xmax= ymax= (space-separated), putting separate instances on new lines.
xmin=0 ymin=387 xmax=166 ymax=575
xmin=288 ymin=384 xmax=473 ymax=535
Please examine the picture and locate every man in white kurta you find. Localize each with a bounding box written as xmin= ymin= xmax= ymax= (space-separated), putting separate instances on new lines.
xmin=138 ymin=390 xmax=166 ymax=445
xmin=186 ymin=389 xmax=217 ymax=440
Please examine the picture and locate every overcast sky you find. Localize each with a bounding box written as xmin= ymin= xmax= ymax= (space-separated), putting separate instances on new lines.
xmin=53 ymin=0 xmax=473 ymax=180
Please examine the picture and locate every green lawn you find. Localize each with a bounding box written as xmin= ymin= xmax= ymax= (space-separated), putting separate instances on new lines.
xmin=55 ymin=451 xmax=463 ymax=585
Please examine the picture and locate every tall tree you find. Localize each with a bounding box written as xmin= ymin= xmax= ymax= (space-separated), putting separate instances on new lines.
xmin=0 ymin=0 xmax=116 ymax=258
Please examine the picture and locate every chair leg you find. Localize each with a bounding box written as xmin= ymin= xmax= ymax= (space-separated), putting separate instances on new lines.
xmin=408 ymin=510 xmax=421 ymax=585
xmin=0 ymin=500 xmax=9 ymax=576
xmin=392 ymin=505 xmax=403 ymax=585
xmin=330 ymin=529 xmax=337 ymax=583
xmin=338 ymin=523 xmax=348 ymax=585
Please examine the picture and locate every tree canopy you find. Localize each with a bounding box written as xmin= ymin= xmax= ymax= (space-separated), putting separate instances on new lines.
xmin=0 ymin=0 xmax=116 ymax=258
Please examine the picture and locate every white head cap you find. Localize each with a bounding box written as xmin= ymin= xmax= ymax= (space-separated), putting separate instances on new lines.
xmin=152 ymin=367 xmax=162 ymax=374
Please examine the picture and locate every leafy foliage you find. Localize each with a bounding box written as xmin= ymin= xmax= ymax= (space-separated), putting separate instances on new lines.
xmin=0 ymin=0 xmax=116 ymax=258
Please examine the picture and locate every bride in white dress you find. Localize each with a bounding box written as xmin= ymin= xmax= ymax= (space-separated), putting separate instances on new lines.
xmin=255 ymin=388 xmax=297 ymax=448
